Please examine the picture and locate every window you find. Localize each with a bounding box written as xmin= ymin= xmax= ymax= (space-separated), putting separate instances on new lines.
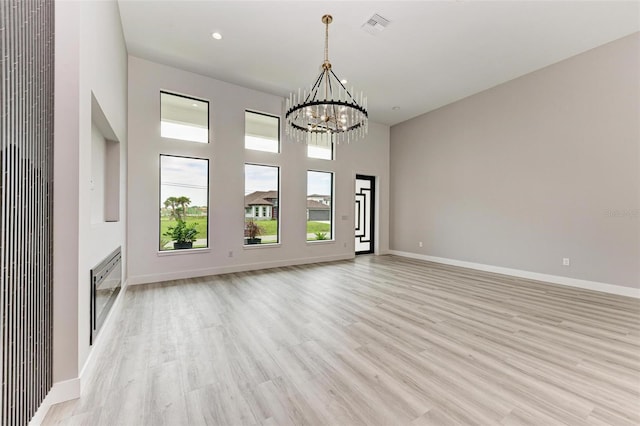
xmin=245 ymin=164 xmax=279 ymax=245
xmin=160 ymin=92 xmax=209 ymax=143
xmin=307 ymin=133 xmax=333 ymax=160
xmin=245 ymin=111 xmax=279 ymax=153
xmin=160 ymin=155 xmax=209 ymax=251
xmin=307 ymin=171 xmax=333 ymax=241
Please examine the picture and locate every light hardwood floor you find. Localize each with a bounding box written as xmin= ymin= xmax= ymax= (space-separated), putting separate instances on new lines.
xmin=44 ymin=255 xmax=640 ymax=426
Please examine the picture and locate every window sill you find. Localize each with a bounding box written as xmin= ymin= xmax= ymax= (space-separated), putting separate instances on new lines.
xmin=306 ymin=240 xmax=335 ymax=246
xmin=157 ymin=248 xmax=211 ymax=256
xmin=243 ymin=243 xmax=281 ymax=250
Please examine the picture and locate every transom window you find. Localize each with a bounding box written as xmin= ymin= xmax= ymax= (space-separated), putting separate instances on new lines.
xmin=307 ymin=133 xmax=333 ymax=160
xmin=160 ymin=92 xmax=209 ymax=143
xmin=245 ymin=111 xmax=279 ymax=153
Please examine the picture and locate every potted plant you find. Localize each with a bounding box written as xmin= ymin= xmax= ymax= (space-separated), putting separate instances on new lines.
xmin=244 ymin=220 xmax=264 ymax=245
xmin=163 ymin=220 xmax=198 ymax=249
xmin=314 ymin=231 xmax=328 ymax=240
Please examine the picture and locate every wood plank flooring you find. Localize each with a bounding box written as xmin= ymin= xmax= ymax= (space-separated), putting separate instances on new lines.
xmin=43 ymin=255 xmax=640 ymax=425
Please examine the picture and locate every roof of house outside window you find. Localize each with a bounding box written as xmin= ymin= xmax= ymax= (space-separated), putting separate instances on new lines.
xmin=307 ymin=199 xmax=330 ymax=210
xmin=245 ymin=190 xmax=278 ymax=207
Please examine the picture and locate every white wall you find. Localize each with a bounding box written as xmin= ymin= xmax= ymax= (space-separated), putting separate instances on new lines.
xmin=390 ymin=33 xmax=639 ymax=290
xmin=90 ymin=123 xmax=106 ymax=224
xmin=128 ymin=57 xmax=389 ymax=284
xmin=54 ymin=0 xmax=128 ymax=385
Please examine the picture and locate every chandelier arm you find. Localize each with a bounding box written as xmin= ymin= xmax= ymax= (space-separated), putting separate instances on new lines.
xmin=330 ymin=69 xmax=358 ymax=104
xmin=307 ymin=71 xmax=325 ymax=102
xmin=332 ymin=70 xmax=349 ymax=91
xmin=326 ymin=69 xmax=334 ymax=101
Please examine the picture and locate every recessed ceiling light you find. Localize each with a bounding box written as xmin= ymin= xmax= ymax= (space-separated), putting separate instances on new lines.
xmin=211 ymin=32 xmax=223 ymax=40
xmin=340 ymin=79 xmax=348 ymax=84
xmin=192 ymin=103 xmax=198 ymax=107
xmin=392 ymin=106 xmax=400 ymax=110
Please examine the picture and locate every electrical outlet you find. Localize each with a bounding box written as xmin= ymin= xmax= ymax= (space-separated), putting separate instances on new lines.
xmin=419 ymin=241 xmax=423 ymax=248
xmin=343 ymin=242 xmax=347 ymax=248
xmin=228 ymin=251 xmax=233 ymax=258
xmin=562 ymin=258 xmax=570 ymax=266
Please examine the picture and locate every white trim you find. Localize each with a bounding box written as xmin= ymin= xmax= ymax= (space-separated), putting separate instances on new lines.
xmin=306 ymin=239 xmax=336 ymax=246
xmin=128 ymin=253 xmax=354 ymax=286
xmin=242 ymin=242 xmax=281 ymax=250
xmin=28 ymin=378 xmax=80 ymax=426
xmin=157 ymin=248 xmax=211 ymax=257
xmin=388 ymin=250 xmax=639 ymax=299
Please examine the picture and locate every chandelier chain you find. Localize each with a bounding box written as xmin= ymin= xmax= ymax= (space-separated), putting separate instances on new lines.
xmin=324 ymin=18 xmax=329 ymax=64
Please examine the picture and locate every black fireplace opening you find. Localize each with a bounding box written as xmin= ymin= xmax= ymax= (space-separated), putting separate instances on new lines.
xmin=90 ymin=247 xmax=122 ymax=345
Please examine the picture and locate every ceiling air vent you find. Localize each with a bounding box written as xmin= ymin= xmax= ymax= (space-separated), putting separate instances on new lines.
xmin=361 ymin=13 xmax=390 ymax=35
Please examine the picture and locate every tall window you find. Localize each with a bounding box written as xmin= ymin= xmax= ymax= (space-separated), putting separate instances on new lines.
xmin=307 ymin=133 xmax=333 ymax=160
xmin=245 ymin=111 xmax=279 ymax=153
xmin=160 ymin=155 xmax=209 ymax=250
xmin=307 ymin=171 xmax=333 ymax=241
xmin=245 ymin=164 xmax=279 ymax=245
xmin=160 ymin=92 xmax=209 ymax=143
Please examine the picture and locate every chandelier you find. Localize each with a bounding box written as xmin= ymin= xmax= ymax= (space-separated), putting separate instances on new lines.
xmin=285 ymin=14 xmax=368 ymax=144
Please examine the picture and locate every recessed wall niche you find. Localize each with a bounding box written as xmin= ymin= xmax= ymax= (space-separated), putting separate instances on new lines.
xmin=91 ymin=93 xmax=120 ymax=223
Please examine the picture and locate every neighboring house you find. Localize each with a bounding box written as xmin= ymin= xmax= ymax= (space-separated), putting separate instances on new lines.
xmin=307 ymin=199 xmax=331 ymax=221
xmin=244 ymin=191 xmax=331 ymax=220
xmin=244 ymin=191 xmax=331 ymax=221
xmin=307 ymin=194 xmax=331 ymax=206
xmin=245 ymin=190 xmax=278 ymax=220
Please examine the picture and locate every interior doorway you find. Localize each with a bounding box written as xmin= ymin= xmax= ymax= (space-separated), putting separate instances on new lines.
xmin=355 ymin=175 xmax=375 ymax=254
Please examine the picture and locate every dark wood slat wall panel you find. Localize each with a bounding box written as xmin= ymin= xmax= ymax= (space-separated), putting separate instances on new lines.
xmin=0 ymin=1 xmax=54 ymax=424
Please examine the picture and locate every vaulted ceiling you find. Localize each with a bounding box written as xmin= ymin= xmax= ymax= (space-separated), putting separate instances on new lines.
xmin=117 ymin=1 xmax=639 ymax=125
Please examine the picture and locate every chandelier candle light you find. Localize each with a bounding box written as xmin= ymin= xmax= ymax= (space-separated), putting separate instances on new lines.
xmin=285 ymin=14 xmax=368 ymax=144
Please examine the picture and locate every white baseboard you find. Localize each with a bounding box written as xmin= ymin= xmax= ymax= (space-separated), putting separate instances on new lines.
xmin=388 ymin=250 xmax=639 ymax=299
xmin=128 ymin=253 xmax=354 ymax=286
xmin=28 ymin=378 xmax=80 ymax=426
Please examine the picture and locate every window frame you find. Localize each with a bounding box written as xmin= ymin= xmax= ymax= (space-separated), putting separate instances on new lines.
xmin=306 ymin=169 xmax=335 ymax=243
xmin=306 ymin=135 xmax=334 ymax=160
xmin=159 ymin=154 xmax=210 ymax=252
xmin=244 ymin=110 xmax=281 ymax=154
xmin=244 ymin=162 xmax=281 ymax=247
xmin=160 ymin=91 xmax=210 ymax=144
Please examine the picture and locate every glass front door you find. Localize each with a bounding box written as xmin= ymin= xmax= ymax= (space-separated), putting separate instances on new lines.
xmin=355 ymin=175 xmax=375 ymax=254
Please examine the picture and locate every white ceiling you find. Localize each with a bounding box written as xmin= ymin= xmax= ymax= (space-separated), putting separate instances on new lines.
xmin=117 ymin=1 xmax=640 ymax=126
